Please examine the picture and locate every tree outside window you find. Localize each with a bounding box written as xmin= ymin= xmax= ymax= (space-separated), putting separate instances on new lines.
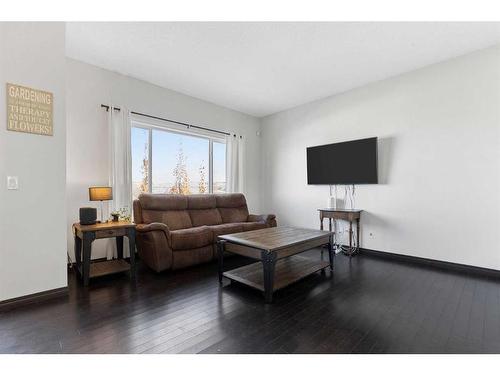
xmin=131 ymin=125 xmax=225 ymax=199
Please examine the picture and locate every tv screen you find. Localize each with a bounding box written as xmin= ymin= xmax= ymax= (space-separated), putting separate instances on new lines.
xmin=307 ymin=137 xmax=378 ymax=185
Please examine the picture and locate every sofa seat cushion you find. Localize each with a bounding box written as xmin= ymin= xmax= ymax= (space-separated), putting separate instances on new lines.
xmin=209 ymin=223 xmax=243 ymax=241
xmin=240 ymin=222 xmax=268 ymax=232
xmin=170 ymin=226 xmax=212 ymax=250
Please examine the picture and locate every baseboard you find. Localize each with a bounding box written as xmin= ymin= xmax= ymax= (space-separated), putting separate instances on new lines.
xmin=359 ymin=248 xmax=500 ymax=279
xmin=0 ymin=286 xmax=68 ymax=312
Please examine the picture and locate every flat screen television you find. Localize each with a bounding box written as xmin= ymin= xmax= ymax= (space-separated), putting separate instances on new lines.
xmin=307 ymin=137 xmax=378 ymax=185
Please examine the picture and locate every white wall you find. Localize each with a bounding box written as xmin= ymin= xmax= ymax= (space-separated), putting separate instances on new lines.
xmin=66 ymin=58 xmax=262 ymax=260
xmin=0 ymin=23 xmax=67 ymax=301
xmin=261 ymin=45 xmax=500 ymax=270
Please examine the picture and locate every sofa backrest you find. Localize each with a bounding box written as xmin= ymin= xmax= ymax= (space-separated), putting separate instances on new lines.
xmin=137 ymin=194 xmax=193 ymax=230
xmin=215 ymin=194 xmax=249 ymax=223
xmin=134 ymin=193 xmax=249 ymax=228
xmin=187 ymin=195 xmax=222 ymax=227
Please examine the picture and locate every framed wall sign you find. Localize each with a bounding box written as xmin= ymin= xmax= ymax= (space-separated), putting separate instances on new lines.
xmin=6 ymin=83 xmax=53 ymax=136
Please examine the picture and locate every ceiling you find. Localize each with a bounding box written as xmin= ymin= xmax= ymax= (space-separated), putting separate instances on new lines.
xmin=66 ymin=22 xmax=500 ymax=117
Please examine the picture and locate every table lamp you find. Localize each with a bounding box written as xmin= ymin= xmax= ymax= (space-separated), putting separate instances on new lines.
xmin=89 ymin=186 xmax=113 ymax=223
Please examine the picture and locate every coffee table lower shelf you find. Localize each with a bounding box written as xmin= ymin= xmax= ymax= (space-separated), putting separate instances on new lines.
xmin=222 ymin=255 xmax=329 ymax=292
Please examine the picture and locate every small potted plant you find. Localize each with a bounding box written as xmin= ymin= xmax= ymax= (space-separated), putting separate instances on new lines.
xmin=110 ymin=207 xmax=131 ymax=222
xmin=110 ymin=210 xmax=120 ymax=222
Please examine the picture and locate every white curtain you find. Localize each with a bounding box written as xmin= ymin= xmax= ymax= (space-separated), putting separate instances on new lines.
xmin=109 ymin=106 xmax=132 ymax=212
xmin=107 ymin=106 xmax=132 ymax=258
xmin=226 ymin=134 xmax=245 ymax=193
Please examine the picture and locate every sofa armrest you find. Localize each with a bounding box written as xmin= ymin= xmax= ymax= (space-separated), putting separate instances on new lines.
xmin=248 ymin=214 xmax=277 ymax=227
xmin=135 ymin=222 xmax=173 ymax=272
xmin=136 ymin=222 xmax=171 ymax=240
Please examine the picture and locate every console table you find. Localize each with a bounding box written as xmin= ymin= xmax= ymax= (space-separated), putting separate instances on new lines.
xmin=318 ymin=208 xmax=363 ymax=256
xmin=73 ymin=221 xmax=136 ymax=286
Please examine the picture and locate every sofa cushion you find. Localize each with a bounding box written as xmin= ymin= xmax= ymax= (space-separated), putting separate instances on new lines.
xmin=141 ymin=210 xmax=192 ymax=231
xmin=215 ymin=193 xmax=249 ymax=223
xmin=189 ymin=209 xmax=223 ymax=227
xmin=139 ymin=194 xmax=192 ymax=230
xmin=141 ymin=209 xmax=163 ymax=225
xmin=188 ymin=194 xmax=217 ymax=209
xmin=215 ymin=193 xmax=246 ymax=208
xmin=209 ymin=223 xmax=243 ymax=241
xmin=139 ymin=193 xmax=188 ymax=210
xmin=218 ymin=207 xmax=249 ymax=223
xmin=170 ymin=226 xmax=212 ymax=250
xmin=163 ymin=211 xmax=193 ymax=230
xmin=240 ymin=222 xmax=268 ymax=232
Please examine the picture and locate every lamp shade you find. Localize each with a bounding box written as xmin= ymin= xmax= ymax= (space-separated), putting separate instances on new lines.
xmin=89 ymin=186 xmax=113 ymax=201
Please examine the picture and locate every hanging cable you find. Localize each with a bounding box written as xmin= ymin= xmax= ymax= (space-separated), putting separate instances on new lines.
xmin=352 ymin=184 xmax=356 ymax=209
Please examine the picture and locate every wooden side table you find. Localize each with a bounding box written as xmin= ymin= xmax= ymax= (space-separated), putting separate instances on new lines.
xmin=73 ymin=221 xmax=136 ymax=286
xmin=318 ymin=208 xmax=363 ymax=256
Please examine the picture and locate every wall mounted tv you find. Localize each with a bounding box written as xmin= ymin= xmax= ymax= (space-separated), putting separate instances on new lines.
xmin=307 ymin=137 xmax=378 ymax=185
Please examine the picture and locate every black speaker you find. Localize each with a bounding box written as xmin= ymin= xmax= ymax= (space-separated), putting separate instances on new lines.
xmin=79 ymin=207 xmax=97 ymax=225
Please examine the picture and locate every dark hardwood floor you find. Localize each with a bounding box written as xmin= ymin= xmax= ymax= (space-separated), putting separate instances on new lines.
xmin=1 ymin=249 xmax=500 ymax=354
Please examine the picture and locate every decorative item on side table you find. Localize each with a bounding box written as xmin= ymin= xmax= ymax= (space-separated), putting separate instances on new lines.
xmin=89 ymin=186 xmax=113 ymax=223
xmin=110 ymin=207 xmax=131 ymax=222
xmin=79 ymin=207 xmax=97 ymax=225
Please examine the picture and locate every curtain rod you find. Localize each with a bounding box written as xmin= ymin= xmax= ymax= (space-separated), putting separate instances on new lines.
xmin=101 ymin=104 xmax=234 ymax=137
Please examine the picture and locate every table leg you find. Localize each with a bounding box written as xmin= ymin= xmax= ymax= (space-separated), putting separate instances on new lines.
xmin=217 ymin=240 xmax=226 ymax=284
xmin=333 ymin=218 xmax=337 ymax=250
xmin=262 ymin=251 xmax=277 ymax=303
xmin=74 ymin=235 xmax=82 ymax=270
xmin=82 ymin=233 xmax=94 ymax=287
xmin=116 ymin=236 xmax=124 ymax=259
xmin=328 ymin=235 xmax=334 ymax=271
xmin=127 ymin=229 xmax=136 ymax=282
xmin=320 ymin=216 xmax=324 ymax=258
xmin=356 ymin=218 xmax=360 ymax=253
xmin=349 ymin=220 xmax=353 ymax=257
xmin=328 ymin=218 xmax=333 ymax=259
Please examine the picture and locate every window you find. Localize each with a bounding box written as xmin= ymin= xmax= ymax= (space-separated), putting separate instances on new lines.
xmin=131 ymin=121 xmax=226 ymax=199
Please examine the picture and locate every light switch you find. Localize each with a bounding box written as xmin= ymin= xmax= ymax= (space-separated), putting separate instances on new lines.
xmin=7 ymin=176 xmax=18 ymax=190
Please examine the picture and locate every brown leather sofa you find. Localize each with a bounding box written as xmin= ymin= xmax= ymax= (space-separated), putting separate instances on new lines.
xmin=133 ymin=193 xmax=277 ymax=272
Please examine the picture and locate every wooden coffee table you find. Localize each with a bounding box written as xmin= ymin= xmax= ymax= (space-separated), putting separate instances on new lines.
xmin=217 ymin=226 xmax=333 ymax=303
